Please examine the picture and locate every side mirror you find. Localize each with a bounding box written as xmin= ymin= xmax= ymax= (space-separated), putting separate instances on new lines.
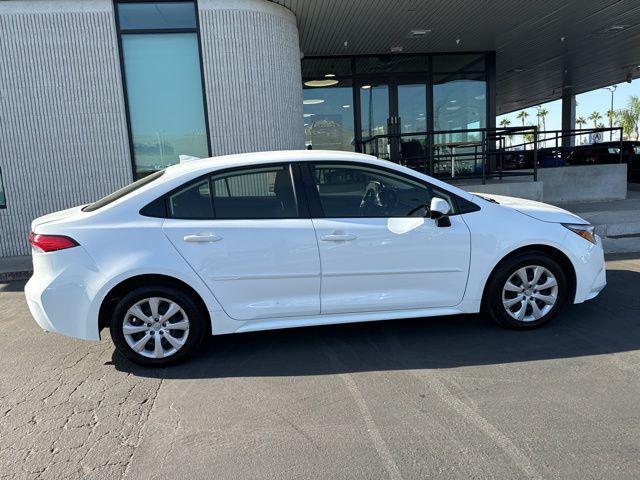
xmin=429 ymin=197 xmax=451 ymax=227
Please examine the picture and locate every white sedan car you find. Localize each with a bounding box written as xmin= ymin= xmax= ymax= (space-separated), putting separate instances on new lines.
xmin=26 ymin=151 xmax=606 ymax=366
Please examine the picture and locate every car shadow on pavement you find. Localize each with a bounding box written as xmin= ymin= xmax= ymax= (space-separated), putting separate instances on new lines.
xmin=113 ymin=268 xmax=640 ymax=379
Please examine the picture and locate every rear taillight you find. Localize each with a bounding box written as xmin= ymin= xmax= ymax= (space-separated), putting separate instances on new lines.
xmin=29 ymin=232 xmax=79 ymax=253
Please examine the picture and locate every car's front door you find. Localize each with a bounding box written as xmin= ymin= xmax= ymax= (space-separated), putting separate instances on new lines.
xmin=303 ymin=162 xmax=471 ymax=314
xmin=162 ymin=164 xmax=321 ymax=321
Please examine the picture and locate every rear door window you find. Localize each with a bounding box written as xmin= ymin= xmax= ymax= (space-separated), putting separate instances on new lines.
xmin=211 ymin=165 xmax=298 ymax=219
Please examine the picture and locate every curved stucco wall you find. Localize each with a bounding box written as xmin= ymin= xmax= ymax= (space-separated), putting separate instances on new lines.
xmin=198 ymin=0 xmax=304 ymax=155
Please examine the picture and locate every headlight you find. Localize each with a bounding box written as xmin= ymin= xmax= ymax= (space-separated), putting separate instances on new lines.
xmin=563 ymin=223 xmax=597 ymax=245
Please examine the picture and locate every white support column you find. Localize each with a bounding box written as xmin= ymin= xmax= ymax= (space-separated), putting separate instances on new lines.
xmin=198 ymin=0 xmax=304 ymax=155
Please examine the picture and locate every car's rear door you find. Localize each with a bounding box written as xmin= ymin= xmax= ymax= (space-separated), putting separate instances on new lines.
xmin=302 ymin=161 xmax=471 ymax=314
xmin=162 ymin=163 xmax=321 ymax=321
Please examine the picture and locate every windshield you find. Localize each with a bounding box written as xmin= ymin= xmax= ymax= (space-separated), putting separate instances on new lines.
xmin=82 ymin=170 xmax=165 ymax=212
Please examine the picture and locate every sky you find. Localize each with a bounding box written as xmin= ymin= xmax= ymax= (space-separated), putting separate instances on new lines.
xmin=497 ymin=79 xmax=640 ymax=131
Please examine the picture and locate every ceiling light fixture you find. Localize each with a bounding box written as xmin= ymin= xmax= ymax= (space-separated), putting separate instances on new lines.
xmin=304 ymin=79 xmax=339 ymax=87
xmin=594 ymin=24 xmax=630 ymax=34
xmin=446 ymin=106 xmax=461 ymax=111
xmin=409 ymin=29 xmax=431 ymax=38
xmin=325 ymin=73 xmax=335 ymax=77
xmin=361 ymin=85 xmax=372 ymax=89
xmin=342 ymin=105 xmax=351 ymax=108
xmin=303 ymin=99 xmax=325 ymax=105
xmin=390 ymin=46 xmax=404 ymax=53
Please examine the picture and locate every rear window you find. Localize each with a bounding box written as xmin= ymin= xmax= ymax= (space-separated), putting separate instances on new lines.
xmin=83 ymin=170 xmax=165 ymax=212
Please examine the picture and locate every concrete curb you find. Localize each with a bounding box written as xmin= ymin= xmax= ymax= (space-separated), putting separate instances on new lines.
xmin=0 ymin=271 xmax=32 ymax=282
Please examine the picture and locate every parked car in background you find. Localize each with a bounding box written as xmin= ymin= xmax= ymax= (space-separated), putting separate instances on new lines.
xmin=26 ymin=151 xmax=606 ymax=366
xmin=566 ymin=141 xmax=640 ymax=182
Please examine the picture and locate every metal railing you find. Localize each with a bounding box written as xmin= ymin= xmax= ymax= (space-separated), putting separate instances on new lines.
xmin=356 ymin=126 xmax=624 ymax=184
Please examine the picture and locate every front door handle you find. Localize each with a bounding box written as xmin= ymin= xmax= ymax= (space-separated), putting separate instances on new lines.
xmin=320 ymin=233 xmax=357 ymax=242
xmin=183 ymin=233 xmax=222 ymax=243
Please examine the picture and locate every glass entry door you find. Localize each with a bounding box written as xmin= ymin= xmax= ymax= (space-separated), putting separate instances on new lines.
xmin=358 ymin=79 xmax=428 ymax=166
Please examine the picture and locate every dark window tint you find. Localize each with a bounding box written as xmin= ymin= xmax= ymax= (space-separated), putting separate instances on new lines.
xmin=83 ymin=170 xmax=165 ymax=212
xmin=311 ymin=163 xmax=440 ymax=218
xmin=0 ymin=167 xmax=6 ymax=208
xmin=211 ymin=166 xmax=298 ymax=219
xmin=168 ymin=179 xmax=213 ymax=219
xmin=118 ymin=2 xmax=197 ymax=30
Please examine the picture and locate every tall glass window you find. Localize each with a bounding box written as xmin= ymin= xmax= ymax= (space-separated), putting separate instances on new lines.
xmin=116 ymin=1 xmax=209 ymax=178
xmin=0 ymin=167 xmax=6 ymax=208
xmin=303 ymin=80 xmax=355 ymax=151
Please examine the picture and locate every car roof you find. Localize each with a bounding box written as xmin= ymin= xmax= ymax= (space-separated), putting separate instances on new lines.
xmin=164 ymin=150 xmax=379 ymax=176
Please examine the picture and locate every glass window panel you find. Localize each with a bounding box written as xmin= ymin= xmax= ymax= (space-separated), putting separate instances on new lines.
xmin=121 ymin=33 xmax=209 ymax=178
xmin=302 ymin=58 xmax=352 ymax=78
xmin=304 ymin=79 xmax=355 ymax=151
xmin=311 ymin=163 xmax=434 ymax=217
xmin=398 ymin=84 xmax=428 ymax=160
xmin=212 ymin=166 xmax=298 ymax=219
xmin=360 ymin=83 xmax=390 ymax=158
xmin=0 ymin=168 xmax=6 ymax=208
xmin=433 ymin=73 xmax=487 ymax=177
xmin=432 ymin=54 xmax=485 ymax=73
xmin=168 ymin=179 xmax=213 ymax=219
xmin=355 ymin=55 xmax=429 ymax=74
xmin=118 ymin=2 xmax=196 ymax=30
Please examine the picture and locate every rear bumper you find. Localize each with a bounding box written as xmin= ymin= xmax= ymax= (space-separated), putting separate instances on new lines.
xmin=25 ymin=247 xmax=104 ymax=341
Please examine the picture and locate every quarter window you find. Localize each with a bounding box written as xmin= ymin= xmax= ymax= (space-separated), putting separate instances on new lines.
xmin=168 ymin=179 xmax=213 ymax=219
xmin=310 ymin=163 xmax=453 ymax=218
xmin=211 ymin=165 xmax=298 ymax=219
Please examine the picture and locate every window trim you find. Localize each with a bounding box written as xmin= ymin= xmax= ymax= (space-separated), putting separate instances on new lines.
xmin=300 ymin=160 xmax=477 ymax=219
xmin=142 ymin=162 xmax=309 ymax=220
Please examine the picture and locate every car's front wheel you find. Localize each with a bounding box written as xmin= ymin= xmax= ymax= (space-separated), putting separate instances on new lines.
xmin=484 ymin=253 xmax=568 ymax=329
xmin=110 ymin=284 xmax=207 ymax=366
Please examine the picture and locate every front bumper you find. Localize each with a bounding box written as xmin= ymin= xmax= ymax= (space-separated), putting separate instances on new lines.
xmin=566 ymin=233 xmax=607 ymax=304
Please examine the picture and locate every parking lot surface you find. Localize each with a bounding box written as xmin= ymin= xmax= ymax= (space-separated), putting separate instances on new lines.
xmin=1 ymin=255 xmax=640 ymax=479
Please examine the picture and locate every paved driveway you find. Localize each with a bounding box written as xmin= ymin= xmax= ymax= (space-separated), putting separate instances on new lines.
xmin=1 ymin=255 xmax=640 ymax=479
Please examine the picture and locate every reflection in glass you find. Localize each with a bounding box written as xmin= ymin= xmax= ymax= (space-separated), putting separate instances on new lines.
xmin=121 ymin=33 xmax=208 ymax=177
xmin=303 ymin=80 xmax=355 ymax=151
xmin=118 ymin=2 xmax=197 ymax=30
xmin=360 ymin=84 xmax=390 ymax=158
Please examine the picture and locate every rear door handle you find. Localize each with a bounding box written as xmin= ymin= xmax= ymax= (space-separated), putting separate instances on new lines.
xmin=183 ymin=233 xmax=222 ymax=243
xmin=320 ymin=233 xmax=357 ymax=242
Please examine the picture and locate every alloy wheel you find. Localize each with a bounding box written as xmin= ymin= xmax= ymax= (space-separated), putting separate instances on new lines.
xmin=501 ymin=265 xmax=558 ymax=322
xmin=122 ymin=297 xmax=190 ymax=359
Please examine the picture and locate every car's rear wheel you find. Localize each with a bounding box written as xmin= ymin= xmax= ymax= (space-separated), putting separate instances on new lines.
xmin=110 ymin=284 xmax=207 ymax=366
xmin=484 ymin=253 xmax=568 ymax=329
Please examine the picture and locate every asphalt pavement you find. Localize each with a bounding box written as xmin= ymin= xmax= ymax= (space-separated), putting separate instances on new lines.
xmin=1 ymin=254 xmax=640 ymax=479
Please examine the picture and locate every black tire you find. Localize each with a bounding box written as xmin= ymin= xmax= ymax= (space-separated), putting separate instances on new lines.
xmin=483 ymin=252 xmax=568 ymax=329
xmin=110 ymin=283 xmax=207 ymax=366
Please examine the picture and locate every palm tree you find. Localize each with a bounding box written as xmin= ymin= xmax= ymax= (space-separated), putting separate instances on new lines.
xmin=588 ymin=111 xmax=602 ymax=129
xmin=537 ymin=108 xmax=549 ymax=131
xmin=499 ymin=118 xmax=512 ymax=146
xmin=516 ymin=110 xmax=529 ymax=127
xmin=575 ymin=116 xmax=587 ymax=144
xmin=630 ymin=96 xmax=640 ymax=140
xmin=618 ymin=109 xmax=637 ymax=141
